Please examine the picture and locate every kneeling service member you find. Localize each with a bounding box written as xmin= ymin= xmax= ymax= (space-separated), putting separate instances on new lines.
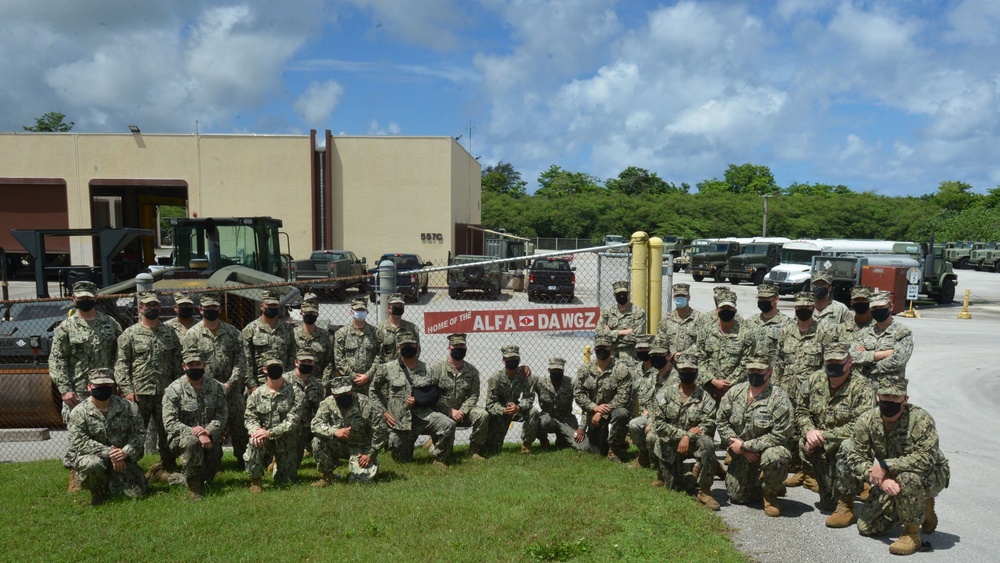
xmin=244 ymin=355 xmax=305 ymax=492
xmin=573 ymin=335 xmax=633 ymax=462
xmin=67 ymin=368 xmax=147 ymax=506
xmin=311 ymin=376 xmax=381 ymax=484
xmin=485 ymin=345 xmax=536 ymax=455
xmin=430 ymin=333 xmax=490 ymax=460
xmin=717 ymin=356 xmax=793 ymax=517
xmin=522 ymin=357 xmax=583 ymax=451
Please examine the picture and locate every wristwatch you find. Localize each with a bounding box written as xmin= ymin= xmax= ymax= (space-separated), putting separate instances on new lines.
xmin=878 ymin=458 xmax=889 ymax=471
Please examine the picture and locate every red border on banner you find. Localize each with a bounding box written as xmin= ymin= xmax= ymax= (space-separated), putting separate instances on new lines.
xmin=424 ymin=307 xmax=601 ymax=334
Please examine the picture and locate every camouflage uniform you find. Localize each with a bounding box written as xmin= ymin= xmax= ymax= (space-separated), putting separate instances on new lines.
xmin=850 ymin=294 xmax=914 ymax=387
xmin=693 ymin=303 xmax=757 ymax=403
xmin=573 ymin=347 xmax=633 ymax=457
xmin=286 ymin=351 xmax=326 ymax=467
xmin=843 ymin=390 xmax=949 ymax=535
xmin=813 ymin=272 xmax=853 ymax=330
xmin=162 ymin=369 xmax=228 ymax=484
xmin=181 ymin=300 xmax=249 ymax=466
xmin=242 ymin=318 xmax=296 ymax=390
xmin=653 ymin=283 xmax=703 ymax=355
xmin=68 ymin=372 xmax=147 ymax=499
xmin=294 ymin=327 xmax=333 ymax=387
xmin=651 ymin=374 xmax=718 ymax=491
xmin=311 ymin=379 xmax=382 ymax=483
xmin=717 ymin=379 xmax=793 ymax=504
xmin=330 ymin=308 xmax=380 ymax=395
xmin=796 ymin=344 xmax=876 ymax=509
xmin=164 ymin=292 xmax=196 ymax=341
xmin=374 ymin=294 xmax=421 ymax=364
xmin=628 ymin=355 xmax=674 ymax=459
xmin=834 ymin=285 xmax=874 ymax=344
xmin=774 ymin=295 xmax=837 ymax=406
xmin=244 ymin=373 xmax=306 ymax=484
xmin=369 ymin=344 xmax=456 ymax=463
xmin=429 ymin=348 xmax=489 ymax=452
xmin=744 ymin=284 xmax=793 ymax=364
xmin=116 ymin=293 xmax=183 ymax=468
xmin=522 ymin=358 xmax=579 ymax=449
xmin=484 ymin=346 xmax=536 ymax=454
xmin=598 ymin=281 xmax=647 ymax=360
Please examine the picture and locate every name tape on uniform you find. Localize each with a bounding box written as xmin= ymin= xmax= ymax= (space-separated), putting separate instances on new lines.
xmin=424 ymin=307 xmax=601 ymax=334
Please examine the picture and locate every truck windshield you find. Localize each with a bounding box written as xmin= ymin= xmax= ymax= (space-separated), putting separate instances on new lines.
xmin=313 ymin=253 xmax=347 ymax=262
xmin=781 ymin=249 xmax=818 ymax=265
xmin=743 ymin=244 xmax=768 ymax=254
xmin=175 ymin=223 xmax=257 ymax=270
xmin=708 ymin=243 xmax=730 ymax=252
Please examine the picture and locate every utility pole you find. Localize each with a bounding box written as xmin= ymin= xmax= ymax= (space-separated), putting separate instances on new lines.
xmin=761 ymin=194 xmax=771 ymax=237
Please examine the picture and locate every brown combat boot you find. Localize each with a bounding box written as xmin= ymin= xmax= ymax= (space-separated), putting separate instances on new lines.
xmin=803 ymin=475 xmax=819 ymax=493
xmin=422 ymin=438 xmax=434 ymax=450
xmin=249 ymin=479 xmax=263 ymax=494
xmin=783 ymin=471 xmax=806 ymax=487
xmin=922 ymin=498 xmax=938 ymax=534
xmin=520 ymin=444 xmax=531 ymax=454
xmin=144 ymin=461 xmax=164 ymax=482
xmin=90 ymin=486 xmax=107 ymax=506
xmin=724 ymin=452 xmax=732 ymax=465
xmin=432 ymin=459 xmax=450 ymax=469
xmin=763 ymin=493 xmax=781 ymax=517
xmin=312 ymin=473 xmax=334 ymax=488
xmin=714 ymin=460 xmax=727 ymax=480
xmin=468 ymin=443 xmax=486 ymax=461
xmin=697 ymin=487 xmax=721 ymax=511
xmin=188 ymin=480 xmax=203 ymax=501
xmin=889 ymin=524 xmax=922 ymax=556
xmin=627 ymin=450 xmax=650 ymax=469
xmin=824 ymin=495 xmax=856 ymax=528
xmin=691 ymin=462 xmax=701 ymax=479
xmin=607 ymin=450 xmax=623 ymax=463
xmin=859 ymin=482 xmax=871 ymax=502
xmin=67 ymin=469 xmax=82 ymax=493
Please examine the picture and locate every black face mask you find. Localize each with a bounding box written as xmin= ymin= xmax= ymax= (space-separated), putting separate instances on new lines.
xmin=878 ymin=400 xmax=903 ymax=418
xmin=678 ymin=370 xmax=698 ymax=385
xmin=757 ymin=300 xmax=773 ymax=313
xmin=549 ymin=371 xmax=564 ymax=384
xmin=335 ymin=394 xmax=354 ymax=408
xmin=391 ymin=306 xmax=405 ymax=316
xmin=650 ymin=356 xmax=669 ymax=370
xmin=872 ymin=308 xmax=891 ymax=322
xmin=266 ymin=366 xmax=284 ymax=380
xmin=795 ymin=308 xmax=814 ymax=321
xmin=747 ymin=371 xmax=767 ymax=388
xmin=263 ymin=307 xmax=280 ymax=319
xmin=504 ymin=358 xmax=520 ymax=370
xmin=813 ymin=286 xmax=830 ymax=300
xmin=185 ymin=368 xmax=205 ymax=381
xmin=90 ymin=386 xmax=114 ymax=401
xmin=298 ymin=364 xmax=314 ymax=375
xmin=450 ymin=348 xmax=467 ymax=361
xmin=142 ymin=308 xmax=160 ymax=320
xmin=202 ymin=309 xmax=220 ymax=321
xmin=852 ymin=302 xmax=870 ymax=315
xmin=614 ymin=293 xmax=629 ymax=305
xmin=302 ymin=313 xmax=318 ymax=325
xmin=177 ymin=307 xmax=195 ymax=319
xmin=594 ymin=348 xmax=611 ymax=361
xmin=636 ymin=351 xmax=650 ymax=362
xmin=75 ymin=300 xmax=96 ymax=312
xmin=717 ymin=309 xmax=737 ymax=322
xmin=824 ymin=363 xmax=846 ymax=378
xmin=400 ymin=346 xmax=418 ymax=359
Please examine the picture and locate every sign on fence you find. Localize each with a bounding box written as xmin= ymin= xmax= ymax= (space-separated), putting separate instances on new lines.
xmin=424 ymin=307 xmax=601 ymax=334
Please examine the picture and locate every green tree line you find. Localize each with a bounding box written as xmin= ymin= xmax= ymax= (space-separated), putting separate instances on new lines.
xmin=481 ymin=163 xmax=1000 ymax=243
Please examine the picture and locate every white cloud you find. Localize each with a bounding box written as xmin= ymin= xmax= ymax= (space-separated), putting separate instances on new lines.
xmin=295 ymin=80 xmax=345 ymax=125
xmin=367 ymin=120 xmax=401 ymax=135
xmin=342 ymin=0 xmax=469 ymax=51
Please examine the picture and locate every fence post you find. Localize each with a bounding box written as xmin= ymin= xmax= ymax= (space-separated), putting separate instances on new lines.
xmin=647 ymin=237 xmax=663 ymax=332
xmin=377 ymin=259 xmax=396 ymax=325
xmin=630 ymin=232 xmax=649 ymax=315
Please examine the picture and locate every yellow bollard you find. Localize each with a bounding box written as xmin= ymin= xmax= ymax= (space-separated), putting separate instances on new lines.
xmin=583 ymin=344 xmax=592 ymax=364
xmin=647 ymin=237 xmax=663 ymax=332
xmin=630 ymin=232 xmax=649 ymax=315
xmin=958 ymin=289 xmax=972 ymax=319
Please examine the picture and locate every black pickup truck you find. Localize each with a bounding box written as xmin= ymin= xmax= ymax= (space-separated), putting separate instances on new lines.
xmin=290 ymin=250 xmax=368 ymax=298
xmin=368 ymin=253 xmax=431 ymax=303
xmin=527 ymin=257 xmax=575 ymax=303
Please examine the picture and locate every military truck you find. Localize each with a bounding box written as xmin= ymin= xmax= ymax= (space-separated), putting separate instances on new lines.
xmin=722 ymin=241 xmax=786 ymax=285
xmin=690 ymin=238 xmax=755 ymax=282
xmin=448 ymin=254 xmax=502 ymax=300
xmin=943 ymin=241 xmax=978 ymax=270
xmin=969 ymin=242 xmax=1000 ymax=271
xmin=673 ymin=238 xmax=712 ymax=272
xmin=661 ymin=236 xmax=686 ymax=260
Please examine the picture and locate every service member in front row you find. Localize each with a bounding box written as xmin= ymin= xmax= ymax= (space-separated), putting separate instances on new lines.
xmin=286 ymin=348 xmax=325 ymax=468
xmin=484 ymin=345 xmax=536 ymax=455
xmin=311 ymin=376 xmax=382 ymax=485
xmin=67 ymin=368 xmax=147 ymax=506
xmin=574 ymin=335 xmax=633 ymax=462
xmin=522 ymin=357 xmax=583 ymax=452
xmin=429 ymin=333 xmax=490 ymax=460
xmin=627 ymin=343 xmax=674 ymax=470
xmin=244 ymin=355 xmax=305 ymax=492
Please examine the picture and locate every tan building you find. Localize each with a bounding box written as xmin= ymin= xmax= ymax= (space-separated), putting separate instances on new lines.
xmin=0 ymin=131 xmax=482 ymax=273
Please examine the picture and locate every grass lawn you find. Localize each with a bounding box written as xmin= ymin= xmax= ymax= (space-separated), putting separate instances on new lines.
xmin=0 ymin=447 xmax=745 ymax=562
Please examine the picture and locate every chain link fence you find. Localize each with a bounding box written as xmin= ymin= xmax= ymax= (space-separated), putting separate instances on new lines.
xmin=1 ymin=245 xmax=632 ymax=462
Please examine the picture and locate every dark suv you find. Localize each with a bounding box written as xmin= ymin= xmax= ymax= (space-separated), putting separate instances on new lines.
xmin=527 ymin=257 xmax=575 ymax=302
xmin=448 ymin=255 xmax=502 ymax=300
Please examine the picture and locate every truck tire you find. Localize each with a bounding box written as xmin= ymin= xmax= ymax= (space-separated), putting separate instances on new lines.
xmin=489 ymin=287 xmax=500 ymax=301
xmin=693 ymin=274 xmax=705 ymax=282
xmin=449 ymin=286 xmax=459 ymax=299
xmin=527 ymin=292 xmax=535 ymax=303
xmin=937 ymin=280 xmax=956 ymax=304
xmin=753 ymin=270 xmax=766 ymax=286
xmin=729 ymin=278 xmax=740 ymax=285
xmin=463 ymin=266 xmax=485 ymax=282
xmin=713 ymin=270 xmax=725 ymax=283
xmin=958 ymin=257 xmax=969 ymax=270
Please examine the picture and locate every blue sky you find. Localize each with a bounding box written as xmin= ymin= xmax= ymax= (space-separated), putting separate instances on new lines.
xmin=2 ymin=0 xmax=999 ymax=196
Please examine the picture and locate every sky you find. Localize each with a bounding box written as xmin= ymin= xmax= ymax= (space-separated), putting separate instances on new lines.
xmin=2 ymin=0 xmax=999 ymax=196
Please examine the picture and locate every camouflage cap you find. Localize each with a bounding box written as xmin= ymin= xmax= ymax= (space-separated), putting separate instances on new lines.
xmin=88 ymin=368 xmax=116 ymax=386
xmin=350 ymin=297 xmax=368 ymax=311
xmin=851 ymin=285 xmax=873 ymax=301
xmin=262 ymin=354 xmax=283 ymax=367
xmin=398 ymin=332 xmax=418 ymax=346
xmin=757 ymin=283 xmax=779 ymax=298
xmin=330 ymin=376 xmax=354 ymax=395
xmin=675 ymin=355 xmax=698 ymax=371
xmin=182 ymin=348 xmax=203 ymax=364
xmin=649 ymin=342 xmax=669 ymax=355
xmin=296 ymin=348 xmax=317 ymax=362
xmin=871 ymin=291 xmax=891 ymax=308
xmin=447 ymin=333 xmax=467 ymax=346
xmin=548 ymin=357 xmax=566 ymax=370
xmin=138 ymin=291 xmax=160 ymax=304
xmin=173 ymin=292 xmax=194 ymax=305
xmin=823 ymin=341 xmax=851 ymax=362
xmin=199 ymin=292 xmax=221 ymax=307
xmin=635 ymin=334 xmax=653 ymax=349
xmin=794 ymin=291 xmax=816 ymax=307
xmin=73 ymin=281 xmax=98 ymax=298
xmin=612 ymin=281 xmax=629 ymax=294
xmin=713 ymin=286 xmax=729 ymax=297
xmin=878 ymin=377 xmax=908 ymax=396
xmin=716 ymin=289 xmax=737 ymax=309
xmin=502 ymin=345 xmax=520 ymax=359
xmin=300 ymin=293 xmax=320 ymax=313
xmin=746 ymin=355 xmax=771 ymax=371
xmin=672 ymin=283 xmax=691 ymax=296
xmin=388 ymin=293 xmax=406 ymax=305
xmin=812 ymin=271 xmax=833 ymax=285
xmin=261 ymin=290 xmax=280 ymax=305
xmin=594 ymin=334 xmax=613 ymax=347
